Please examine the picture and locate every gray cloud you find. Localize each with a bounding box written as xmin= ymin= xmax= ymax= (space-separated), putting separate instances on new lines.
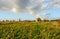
xmin=0 ymin=0 xmax=60 ymax=20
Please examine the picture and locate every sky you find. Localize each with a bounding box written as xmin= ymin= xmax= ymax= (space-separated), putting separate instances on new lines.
xmin=0 ymin=0 xmax=60 ymax=20
xmin=0 ymin=10 xmax=36 ymax=20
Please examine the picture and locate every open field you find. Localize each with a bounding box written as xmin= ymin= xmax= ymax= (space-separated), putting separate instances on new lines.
xmin=0 ymin=21 xmax=60 ymax=39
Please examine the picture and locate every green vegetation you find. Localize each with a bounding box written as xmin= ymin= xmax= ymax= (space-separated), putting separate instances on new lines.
xmin=0 ymin=21 xmax=60 ymax=39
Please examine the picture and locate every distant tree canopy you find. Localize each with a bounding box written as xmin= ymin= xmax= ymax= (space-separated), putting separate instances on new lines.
xmin=1 ymin=18 xmax=60 ymax=22
xmin=2 ymin=20 xmax=5 ymax=22
xmin=6 ymin=20 xmax=9 ymax=22
xmin=44 ymin=19 xmax=49 ymax=22
xmin=23 ymin=20 xmax=32 ymax=22
xmin=19 ymin=19 xmax=21 ymax=22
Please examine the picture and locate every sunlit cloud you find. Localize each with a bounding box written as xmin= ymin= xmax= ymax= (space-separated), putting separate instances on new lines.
xmin=0 ymin=0 xmax=60 ymax=20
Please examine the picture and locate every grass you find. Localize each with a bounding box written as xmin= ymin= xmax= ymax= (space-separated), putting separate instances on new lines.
xmin=0 ymin=21 xmax=60 ymax=39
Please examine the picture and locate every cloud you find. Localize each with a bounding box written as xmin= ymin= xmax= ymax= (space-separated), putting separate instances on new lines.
xmin=0 ymin=0 xmax=17 ymax=11
xmin=48 ymin=0 xmax=60 ymax=8
xmin=0 ymin=0 xmax=60 ymax=20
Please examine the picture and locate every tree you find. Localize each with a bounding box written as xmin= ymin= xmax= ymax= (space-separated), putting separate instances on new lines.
xmin=19 ymin=19 xmax=21 ymax=22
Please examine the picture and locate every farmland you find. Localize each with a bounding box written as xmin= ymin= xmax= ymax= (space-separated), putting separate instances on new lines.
xmin=0 ymin=21 xmax=60 ymax=39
